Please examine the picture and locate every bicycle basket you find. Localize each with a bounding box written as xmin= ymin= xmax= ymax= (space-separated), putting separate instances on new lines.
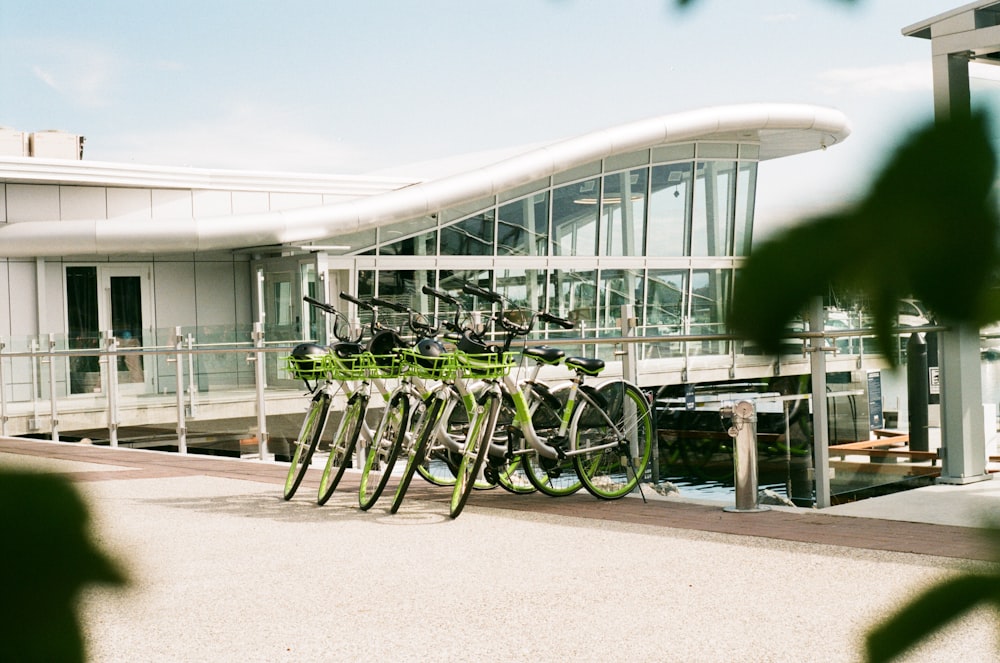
xmin=363 ymin=352 xmax=403 ymax=379
xmin=456 ymin=351 xmax=517 ymax=379
xmin=285 ymin=343 xmax=330 ymax=381
xmin=400 ymin=346 xmax=457 ymax=380
xmin=327 ymin=342 xmax=367 ymax=380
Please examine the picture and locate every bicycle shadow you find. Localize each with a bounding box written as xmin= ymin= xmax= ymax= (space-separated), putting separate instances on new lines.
xmin=135 ymin=488 xmax=452 ymax=525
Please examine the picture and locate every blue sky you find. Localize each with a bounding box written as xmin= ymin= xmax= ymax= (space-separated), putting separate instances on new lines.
xmin=0 ymin=1 xmax=980 ymax=236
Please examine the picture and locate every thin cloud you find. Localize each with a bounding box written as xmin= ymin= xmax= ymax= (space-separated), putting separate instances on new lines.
xmin=96 ymin=104 xmax=373 ymax=173
xmin=763 ymin=13 xmax=798 ymax=23
xmin=818 ymin=61 xmax=932 ymax=95
xmin=27 ymin=40 xmax=117 ymax=108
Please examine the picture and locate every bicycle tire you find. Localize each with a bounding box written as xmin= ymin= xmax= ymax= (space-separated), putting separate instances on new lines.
xmin=358 ymin=392 xmax=408 ymax=510
xmin=573 ymin=381 xmax=653 ymax=500
xmin=316 ymin=392 xmax=368 ymax=505
xmin=389 ymin=396 xmax=443 ymax=514
xmin=449 ymin=390 xmax=499 ymax=518
xmin=415 ymin=395 xmax=461 ymax=487
xmin=283 ymin=390 xmax=331 ymax=500
xmin=519 ymin=389 xmax=583 ymax=497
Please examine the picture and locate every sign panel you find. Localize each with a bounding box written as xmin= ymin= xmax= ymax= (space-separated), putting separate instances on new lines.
xmin=867 ymin=370 xmax=883 ymax=430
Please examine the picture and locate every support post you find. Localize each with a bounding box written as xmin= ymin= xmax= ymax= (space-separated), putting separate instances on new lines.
xmin=722 ymin=400 xmax=769 ymax=513
xmin=252 ymin=322 xmax=270 ymax=460
xmin=174 ymin=327 xmax=187 ymax=454
xmin=618 ymin=304 xmax=638 ymax=384
xmin=808 ymin=297 xmax=832 ymax=508
xmin=906 ymin=332 xmax=929 ymax=452
xmin=47 ymin=333 xmax=58 ymax=442
xmin=105 ymin=332 xmax=119 ymax=448
xmin=938 ymin=323 xmax=989 ymax=483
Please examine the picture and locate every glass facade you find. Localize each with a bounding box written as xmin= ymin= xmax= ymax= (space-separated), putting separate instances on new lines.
xmin=293 ymin=143 xmax=756 ymax=346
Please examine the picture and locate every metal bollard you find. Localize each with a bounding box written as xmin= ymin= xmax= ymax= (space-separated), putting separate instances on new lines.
xmin=722 ymin=400 xmax=769 ymax=513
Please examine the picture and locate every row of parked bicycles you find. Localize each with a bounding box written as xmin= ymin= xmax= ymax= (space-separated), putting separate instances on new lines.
xmin=280 ymin=282 xmax=654 ymax=519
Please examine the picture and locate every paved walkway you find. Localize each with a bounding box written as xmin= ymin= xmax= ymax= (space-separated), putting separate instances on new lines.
xmin=3 ymin=436 xmax=999 ymax=662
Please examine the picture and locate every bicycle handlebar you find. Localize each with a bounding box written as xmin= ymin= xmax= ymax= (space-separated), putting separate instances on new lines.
xmin=462 ymin=282 xmax=502 ymax=304
xmin=371 ymin=297 xmax=407 ymax=313
xmin=339 ymin=292 xmax=369 ymax=310
xmin=303 ymin=295 xmax=337 ymax=315
xmin=538 ymin=311 xmax=575 ymax=330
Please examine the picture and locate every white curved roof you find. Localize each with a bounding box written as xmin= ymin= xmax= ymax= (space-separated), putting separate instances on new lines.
xmin=0 ymin=103 xmax=849 ymax=257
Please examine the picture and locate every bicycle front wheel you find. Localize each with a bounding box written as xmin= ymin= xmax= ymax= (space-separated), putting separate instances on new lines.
xmin=317 ymin=392 xmax=367 ymax=505
xmin=283 ymin=391 xmax=331 ymax=500
xmin=359 ymin=392 xmax=408 ymax=510
xmin=487 ymin=394 xmax=535 ymax=494
xmin=573 ymin=381 xmax=653 ymax=500
xmin=449 ymin=390 xmax=499 ymax=518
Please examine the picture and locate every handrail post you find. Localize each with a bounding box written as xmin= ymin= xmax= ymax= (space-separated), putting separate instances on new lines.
xmin=0 ymin=338 xmax=7 ymax=436
xmin=105 ymin=332 xmax=120 ymax=447
xmin=29 ymin=337 xmax=40 ymax=431
xmin=174 ymin=327 xmax=187 ymax=454
xmin=252 ymin=322 xmax=270 ymax=460
xmin=722 ymin=400 xmax=769 ymax=513
xmin=47 ymin=333 xmax=59 ymax=442
xmin=618 ymin=304 xmax=638 ymax=384
xmin=186 ymin=333 xmax=198 ymax=418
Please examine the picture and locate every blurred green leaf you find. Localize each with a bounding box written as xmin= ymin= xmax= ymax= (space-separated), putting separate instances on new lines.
xmin=0 ymin=471 xmax=127 ymax=663
xmin=865 ymin=574 xmax=1000 ymax=662
xmin=729 ymin=112 xmax=998 ymax=363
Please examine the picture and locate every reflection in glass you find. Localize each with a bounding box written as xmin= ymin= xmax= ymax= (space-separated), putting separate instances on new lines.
xmin=551 ymin=179 xmax=599 ymax=256
xmin=691 ymin=161 xmax=735 ymax=256
xmin=598 ymin=269 xmax=643 ymax=331
xmin=734 ymin=162 xmax=757 ymax=257
xmin=643 ymin=269 xmax=687 ymax=358
xmin=602 ymin=169 xmax=647 ymax=256
xmin=497 ymin=193 xmax=549 ymax=256
xmin=647 ymin=163 xmax=692 ymax=256
xmin=690 ymin=269 xmax=732 ymax=355
xmin=440 ymin=212 xmax=494 ymax=256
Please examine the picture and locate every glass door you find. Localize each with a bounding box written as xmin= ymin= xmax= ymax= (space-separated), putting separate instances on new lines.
xmin=66 ymin=265 xmax=154 ymax=395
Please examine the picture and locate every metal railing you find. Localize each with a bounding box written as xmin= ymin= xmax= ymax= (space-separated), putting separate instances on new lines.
xmin=0 ymin=320 xmax=944 ymax=449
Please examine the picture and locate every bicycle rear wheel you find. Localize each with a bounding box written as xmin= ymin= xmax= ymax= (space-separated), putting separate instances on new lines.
xmin=316 ymin=392 xmax=367 ymax=505
xmin=389 ymin=395 xmax=443 ymax=514
xmin=359 ymin=392 xmax=408 ymax=510
xmin=519 ymin=391 xmax=582 ymax=497
xmin=283 ymin=390 xmax=331 ymax=500
xmin=449 ymin=390 xmax=499 ymax=518
xmin=573 ymin=381 xmax=653 ymax=500
xmin=415 ymin=396 xmax=461 ymax=487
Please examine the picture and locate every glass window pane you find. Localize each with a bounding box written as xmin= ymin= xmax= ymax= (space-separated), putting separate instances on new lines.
xmin=690 ymin=268 xmax=732 ymax=355
xmin=602 ymin=169 xmax=647 ymax=257
xmin=598 ymin=269 xmax=643 ymax=332
xmin=644 ymin=270 xmax=686 ymax=333
xmin=497 ymin=192 xmax=549 ymax=257
xmin=644 ymin=269 xmax=687 ymax=358
xmin=440 ymin=211 xmax=494 ymax=256
xmin=496 ymin=268 xmax=547 ymax=339
xmin=692 ymin=161 xmax=736 ymax=256
xmin=647 ymin=163 xmax=692 ymax=256
xmin=440 ymin=268 xmax=493 ymax=335
xmin=553 ymin=268 xmax=597 ymax=332
xmin=551 ymin=179 xmax=599 ymax=257
xmin=734 ymin=162 xmax=757 ymax=257
xmin=375 ymin=269 xmax=436 ymax=331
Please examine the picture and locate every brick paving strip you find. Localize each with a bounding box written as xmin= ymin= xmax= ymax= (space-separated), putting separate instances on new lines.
xmin=2 ymin=436 xmax=995 ymax=562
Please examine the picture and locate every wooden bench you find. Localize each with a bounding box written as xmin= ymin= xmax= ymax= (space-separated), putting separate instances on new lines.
xmin=829 ymin=434 xmax=939 ymax=463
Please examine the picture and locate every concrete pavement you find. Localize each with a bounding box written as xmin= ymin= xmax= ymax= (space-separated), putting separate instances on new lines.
xmin=2 ymin=437 xmax=999 ymax=662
